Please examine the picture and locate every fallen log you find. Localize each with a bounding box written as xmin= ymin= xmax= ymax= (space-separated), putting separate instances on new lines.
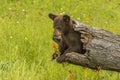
xmin=64 ymin=21 xmax=120 ymax=72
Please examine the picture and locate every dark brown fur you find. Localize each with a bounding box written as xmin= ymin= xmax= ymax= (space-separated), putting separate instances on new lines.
xmin=49 ymin=13 xmax=85 ymax=63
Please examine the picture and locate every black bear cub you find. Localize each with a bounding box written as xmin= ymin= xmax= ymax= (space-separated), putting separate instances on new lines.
xmin=49 ymin=13 xmax=85 ymax=63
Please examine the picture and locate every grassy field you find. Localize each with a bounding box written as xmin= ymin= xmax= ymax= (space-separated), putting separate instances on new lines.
xmin=0 ymin=0 xmax=120 ymax=80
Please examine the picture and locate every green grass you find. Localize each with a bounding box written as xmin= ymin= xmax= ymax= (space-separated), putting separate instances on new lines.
xmin=0 ymin=0 xmax=120 ymax=80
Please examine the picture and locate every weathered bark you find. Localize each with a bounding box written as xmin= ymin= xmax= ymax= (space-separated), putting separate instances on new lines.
xmin=65 ymin=21 xmax=120 ymax=72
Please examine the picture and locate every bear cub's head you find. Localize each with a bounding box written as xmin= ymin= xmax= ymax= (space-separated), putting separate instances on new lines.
xmin=48 ymin=13 xmax=76 ymax=34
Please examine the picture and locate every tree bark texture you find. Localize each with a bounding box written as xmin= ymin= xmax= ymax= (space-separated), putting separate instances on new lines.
xmin=65 ymin=21 xmax=120 ymax=72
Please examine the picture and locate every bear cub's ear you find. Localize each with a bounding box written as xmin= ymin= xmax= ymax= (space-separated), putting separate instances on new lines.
xmin=63 ymin=15 xmax=70 ymax=22
xmin=48 ymin=13 xmax=57 ymax=20
xmin=72 ymin=20 xmax=76 ymax=24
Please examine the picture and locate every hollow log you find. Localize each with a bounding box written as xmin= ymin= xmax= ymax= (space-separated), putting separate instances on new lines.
xmin=65 ymin=21 xmax=120 ymax=72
